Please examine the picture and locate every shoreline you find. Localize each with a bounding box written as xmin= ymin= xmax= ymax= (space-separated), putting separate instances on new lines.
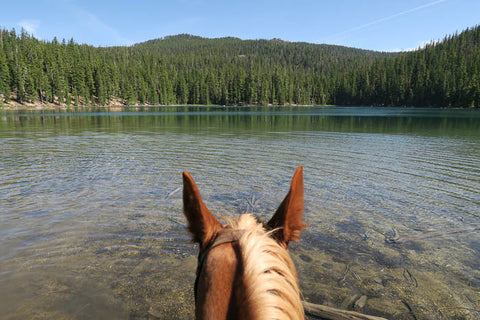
xmin=0 ymin=100 xmax=476 ymax=111
xmin=0 ymin=101 xmax=332 ymax=111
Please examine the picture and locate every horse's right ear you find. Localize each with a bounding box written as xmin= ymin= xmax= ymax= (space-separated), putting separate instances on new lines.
xmin=183 ymin=172 xmax=222 ymax=247
xmin=267 ymin=167 xmax=306 ymax=245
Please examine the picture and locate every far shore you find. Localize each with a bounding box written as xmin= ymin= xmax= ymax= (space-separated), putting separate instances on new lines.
xmin=0 ymin=100 xmax=334 ymax=111
xmin=1 ymin=100 xmax=477 ymax=111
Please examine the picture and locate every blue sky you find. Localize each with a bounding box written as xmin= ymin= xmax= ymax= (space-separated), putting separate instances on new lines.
xmin=1 ymin=0 xmax=479 ymax=51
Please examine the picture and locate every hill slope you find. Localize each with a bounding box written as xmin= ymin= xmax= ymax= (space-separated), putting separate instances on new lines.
xmin=0 ymin=26 xmax=479 ymax=108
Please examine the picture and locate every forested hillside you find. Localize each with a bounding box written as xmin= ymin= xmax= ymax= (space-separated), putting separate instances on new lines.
xmin=0 ymin=26 xmax=479 ymax=108
xmin=336 ymin=26 xmax=480 ymax=107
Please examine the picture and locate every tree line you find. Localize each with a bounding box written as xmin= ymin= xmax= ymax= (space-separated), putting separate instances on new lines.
xmin=0 ymin=26 xmax=479 ymax=108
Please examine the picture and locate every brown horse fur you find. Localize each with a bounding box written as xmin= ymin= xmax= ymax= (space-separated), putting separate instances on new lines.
xmin=183 ymin=167 xmax=306 ymax=320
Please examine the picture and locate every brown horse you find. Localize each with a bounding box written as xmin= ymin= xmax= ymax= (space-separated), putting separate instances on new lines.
xmin=182 ymin=167 xmax=306 ymax=320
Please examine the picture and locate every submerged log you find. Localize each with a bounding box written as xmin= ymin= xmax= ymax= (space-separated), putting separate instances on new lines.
xmin=303 ymin=301 xmax=388 ymax=320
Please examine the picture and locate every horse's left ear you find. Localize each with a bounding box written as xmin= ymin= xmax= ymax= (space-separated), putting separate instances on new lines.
xmin=183 ymin=172 xmax=222 ymax=248
xmin=267 ymin=166 xmax=306 ymax=244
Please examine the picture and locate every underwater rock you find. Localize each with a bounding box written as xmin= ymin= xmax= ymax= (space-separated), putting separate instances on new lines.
xmin=354 ymin=295 xmax=368 ymax=310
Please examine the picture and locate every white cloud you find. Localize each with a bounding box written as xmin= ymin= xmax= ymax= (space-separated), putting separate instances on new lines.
xmin=389 ymin=40 xmax=441 ymax=52
xmin=17 ymin=19 xmax=40 ymax=35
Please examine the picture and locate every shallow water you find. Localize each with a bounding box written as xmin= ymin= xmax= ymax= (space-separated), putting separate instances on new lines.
xmin=0 ymin=106 xmax=479 ymax=319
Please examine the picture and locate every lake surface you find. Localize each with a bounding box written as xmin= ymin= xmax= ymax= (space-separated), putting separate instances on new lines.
xmin=0 ymin=106 xmax=479 ymax=319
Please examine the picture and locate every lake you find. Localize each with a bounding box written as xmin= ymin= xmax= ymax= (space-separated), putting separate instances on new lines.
xmin=0 ymin=106 xmax=479 ymax=319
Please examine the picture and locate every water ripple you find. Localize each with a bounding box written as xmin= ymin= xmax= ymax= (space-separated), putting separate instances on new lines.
xmin=1 ymin=107 xmax=479 ymax=319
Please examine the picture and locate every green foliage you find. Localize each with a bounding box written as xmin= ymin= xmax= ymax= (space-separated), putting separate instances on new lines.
xmin=0 ymin=26 xmax=479 ymax=108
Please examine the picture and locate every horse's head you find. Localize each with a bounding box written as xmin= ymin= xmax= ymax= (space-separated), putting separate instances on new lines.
xmin=182 ymin=167 xmax=306 ymax=320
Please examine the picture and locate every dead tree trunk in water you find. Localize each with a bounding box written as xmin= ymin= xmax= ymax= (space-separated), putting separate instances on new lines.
xmin=303 ymin=301 xmax=388 ymax=320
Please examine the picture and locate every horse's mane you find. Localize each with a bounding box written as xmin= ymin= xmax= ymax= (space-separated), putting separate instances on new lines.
xmin=226 ymin=214 xmax=304 ymax=320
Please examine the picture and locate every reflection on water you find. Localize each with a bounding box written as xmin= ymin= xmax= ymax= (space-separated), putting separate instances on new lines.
xmin=2 ymin=106 xmax=480 ymax=137
xmin=0 ymin=106 xmax=479 ymax=319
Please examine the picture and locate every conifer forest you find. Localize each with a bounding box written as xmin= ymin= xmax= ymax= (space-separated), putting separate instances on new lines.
xmin=0 ymin=25 xmax=479 ymax=108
